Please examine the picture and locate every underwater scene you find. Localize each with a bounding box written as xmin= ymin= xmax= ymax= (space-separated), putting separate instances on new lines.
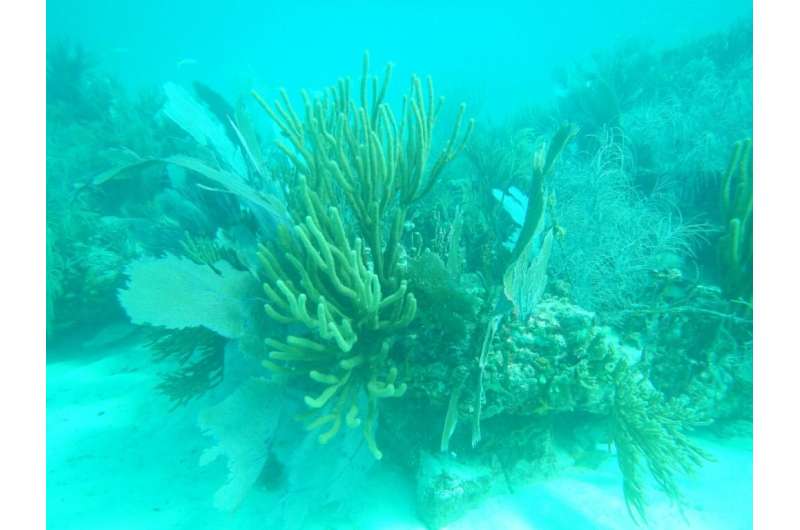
xmin=46 ymin=1 xmax=753 ymax=529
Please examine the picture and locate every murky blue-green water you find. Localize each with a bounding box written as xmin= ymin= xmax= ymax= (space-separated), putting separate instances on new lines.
xmin=47 ymin=2 xmax=753 ymax=528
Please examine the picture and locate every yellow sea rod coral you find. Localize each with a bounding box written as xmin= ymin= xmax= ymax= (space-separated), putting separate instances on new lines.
xmin=254 ymin=53 xmax=473 ymax=459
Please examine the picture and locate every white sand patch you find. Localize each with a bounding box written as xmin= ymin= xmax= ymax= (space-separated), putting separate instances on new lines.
xmin=443 ymin=436 xmax=752 ymax=530
xmin=47 ymin=335 xmax=752 ymax=530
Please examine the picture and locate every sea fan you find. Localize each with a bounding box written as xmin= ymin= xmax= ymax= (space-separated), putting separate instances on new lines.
xmin=118 ymin=253 xmax=258 ymax=339
xmin=503 ymin=229 xmax=554 ymax=320
xmin=198 ymin=377 xmax=283 ymax=511
xmin=161 ymin=82 xmax=247 ymax=176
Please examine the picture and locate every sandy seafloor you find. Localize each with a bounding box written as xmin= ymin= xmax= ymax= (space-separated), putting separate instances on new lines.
xmin=47 ymin=323 xmax=753 ymax=530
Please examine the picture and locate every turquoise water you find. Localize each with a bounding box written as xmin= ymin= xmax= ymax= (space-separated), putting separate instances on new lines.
xmin=47 ymin=1 xmax=753 ymax=528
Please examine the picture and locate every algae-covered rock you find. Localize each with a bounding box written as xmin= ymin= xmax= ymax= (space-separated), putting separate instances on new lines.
xmin=401 ymin=295 xmax=625 ymax=467
xmin=481 ymin=296 xmax=621 ymax=419
xmin=630 ymin=275 xmax=753 ymax=423
xmin=416 ymin=451 xmax=494 ymax=529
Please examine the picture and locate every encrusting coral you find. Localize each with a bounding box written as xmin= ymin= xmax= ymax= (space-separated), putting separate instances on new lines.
xmin=253 ymin=52 xmax=474 ymax=459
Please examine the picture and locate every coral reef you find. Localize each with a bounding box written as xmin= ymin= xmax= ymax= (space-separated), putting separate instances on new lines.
xmin=49 ymin=21 xmax=753 ymax=526
xmin=45 ymin=45 xmax=189 ymax=338
xmin=402 ymin=294 xmax=711 ymax=523
xmin=46 ymin=210 xmax=142 ymax=336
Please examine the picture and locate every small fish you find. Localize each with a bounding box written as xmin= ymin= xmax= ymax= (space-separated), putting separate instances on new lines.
xmin=176 ymin=58 xmax=199 ymax=69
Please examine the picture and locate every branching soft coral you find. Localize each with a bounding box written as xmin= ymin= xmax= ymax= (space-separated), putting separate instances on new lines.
xmin=147 ymin=326 xmax=226 ymax=408
xmin=611 ymin=363 xmax=711 ymax=524
xmin=718 ymin=139 xmax=752 ymax=305
xmin=254 ymin=53 xmax=473 ymax=458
